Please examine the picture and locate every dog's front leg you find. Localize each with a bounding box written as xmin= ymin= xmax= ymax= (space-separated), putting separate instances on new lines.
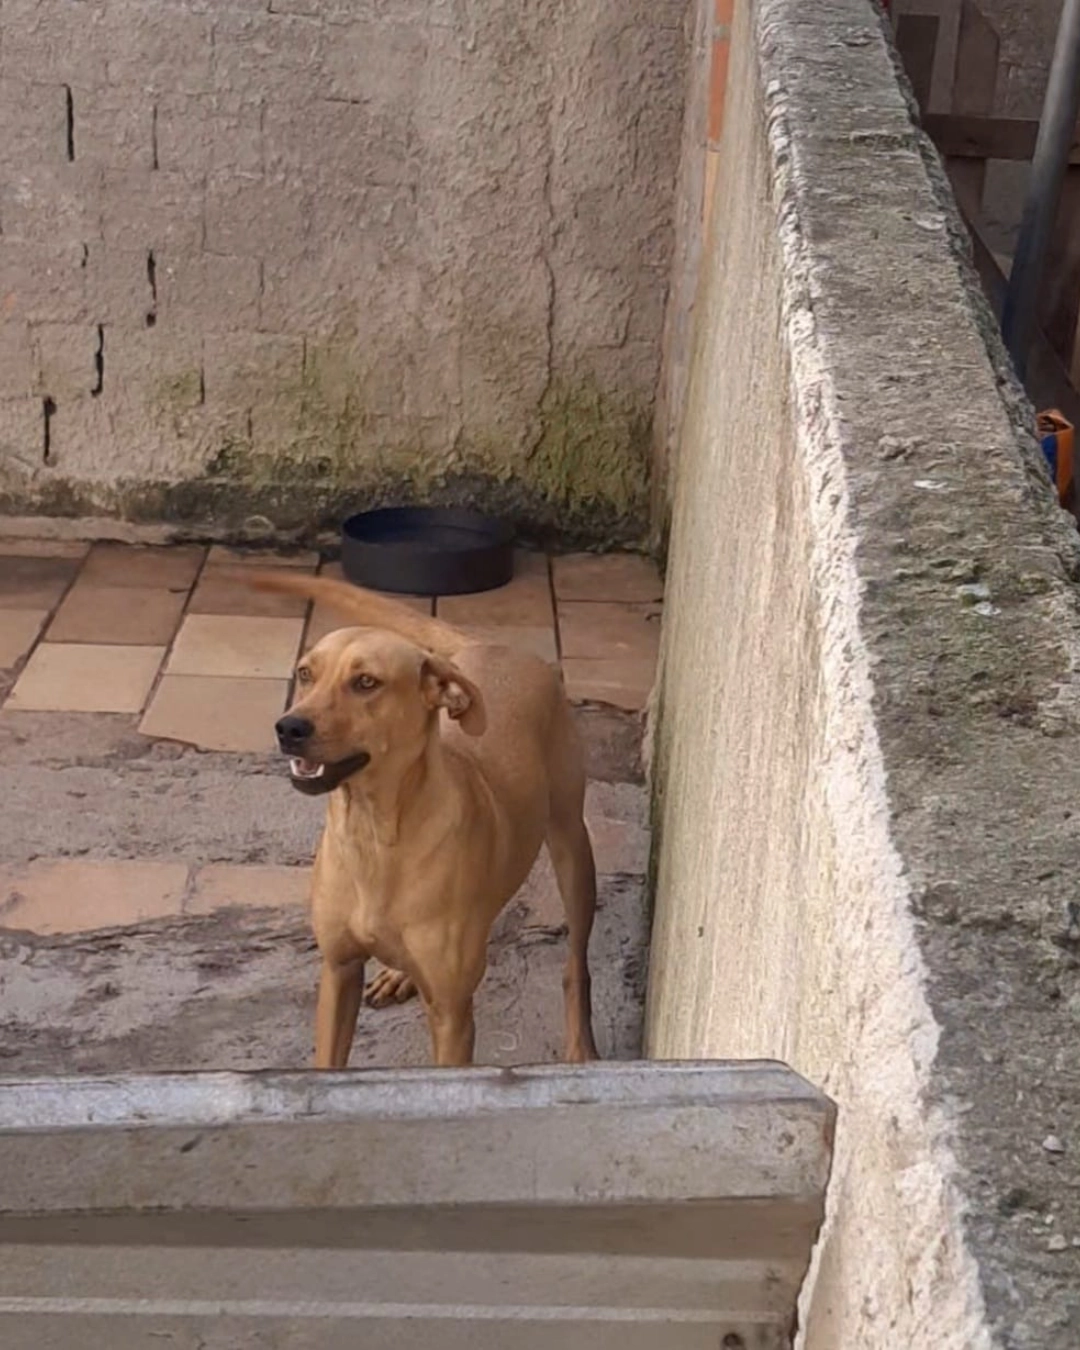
xmin=314 ymin=956 xmax=366 ymax=1068
xmin=425 ymin=996 xmax=476 ymax=1067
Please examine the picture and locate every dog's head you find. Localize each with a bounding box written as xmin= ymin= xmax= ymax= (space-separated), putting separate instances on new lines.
xmin=275 ymin=627 xmax=485 ymax=796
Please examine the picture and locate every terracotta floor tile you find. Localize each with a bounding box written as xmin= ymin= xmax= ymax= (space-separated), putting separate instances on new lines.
xmin=0 ymin=610 xmax=47 ymax=667
xmin=140 ymin=674 xmax=289 ymax=752
xmin=304 ymin=605 xmax=342 ymax=649
xmin=7 ymin=643 xmax=165 ymax=713
xmin=167 ymin=614 xmax=304 ymax=679
xmin=0 ymin=539 xmax=90 ymax=559
xmin=305 ymin=562 xmax=432 ymax=647
xmin=560 ymin=658 xmax=656 ymax=712
xmin=0 ymin=554 xmax=80 ymax=610
xmin=319 ymin=559 xmax=433 ymax=609
xmin=47 ymin=584 xmax=187 ymax=645
xmin=437 ymin=552 xmax=553 ymax=626
xmin=557 ymin=600 xmax=662 ymax=661
xmin=187 ymin=863 xmax=309 ymax=914
xmin=80 ymin=543 xmax=205 ymax=590
xmin=207 ymin=545 xmax=319 ymax=570
xmin=553 ymin=552 xmax=664 ymax=603
xmin=462 ymin=625 xmax=558 ymax=663
xmin=189 ymin=570 xmax=309 ymax=618
xmin=0 ymin=859 xmax=188 ymax=934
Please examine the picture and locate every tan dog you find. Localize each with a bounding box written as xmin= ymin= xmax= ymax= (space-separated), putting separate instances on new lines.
xmin=252 ymin=572 xmax=599 ymax=1069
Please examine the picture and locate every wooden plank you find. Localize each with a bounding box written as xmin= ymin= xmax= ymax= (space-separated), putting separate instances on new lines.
xmin=924 ymin=114 xmax=1080 ymax=163
xmin=891 ymin=0 xmax=961 ymax=113
xmin=895 ymin=13 xmax=940 ymax=113
xmin=964 ymin=206 xmax=1080 ymax=428
xmin=944 ymin=0 xmax=999 ymax=217
xmin=1044 ymin=171 xmax=1080 ymax=385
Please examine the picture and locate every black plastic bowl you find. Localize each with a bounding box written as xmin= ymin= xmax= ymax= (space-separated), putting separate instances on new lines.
xmin=340 ymin=507 xmax=515 ymax=597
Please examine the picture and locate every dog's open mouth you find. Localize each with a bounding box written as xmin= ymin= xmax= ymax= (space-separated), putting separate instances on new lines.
xmin=289 ymin=757 xmax=325 ymax=780
xmin=287 ymin=752 xmax=371 ymax=794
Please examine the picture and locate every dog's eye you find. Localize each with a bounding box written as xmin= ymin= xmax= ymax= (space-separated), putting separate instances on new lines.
xmin=352 ymin=674 xmax=380 ymax=693
xmin=295 ymin=666 xmax=313 ymax=685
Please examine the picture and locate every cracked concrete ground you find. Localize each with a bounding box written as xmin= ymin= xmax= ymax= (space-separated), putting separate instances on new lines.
xmin=0 ymin=703 xmax=650 ymax=1073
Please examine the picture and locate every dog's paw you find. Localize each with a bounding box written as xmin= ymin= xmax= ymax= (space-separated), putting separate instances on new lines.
xmin=364 ymin=967 xmax=418 ymax=1008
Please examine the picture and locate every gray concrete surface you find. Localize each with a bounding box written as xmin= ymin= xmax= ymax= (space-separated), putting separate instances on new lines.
xmin=648 ymin=0 xmax=1080 ymax=1346
xmin=0 ymin=704 xmax=649 ymax=1072
xmin=0 ymin=1063 xmax=834 ymax=1347
xmin=0 ymin=0 xmax=688 ymax=542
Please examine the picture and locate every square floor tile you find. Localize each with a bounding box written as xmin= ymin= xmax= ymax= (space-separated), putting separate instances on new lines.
xmin=319 ymin=559 xmax=433 ymax=610
xmin=557 ymin=600 xmax=662 ymax=660
xmin=0 ymin=859 xmax=188 ymax=934
xmin=437 ymin=551 xmax=553 ymax=626
xmin=0 ymin=538 xmax=90 ymax=559
xmin=0 ymin=554 xmax=80 ymax=610
xmin=80 ymin=543 xmax=205 ymax=590
xmin=207 ymin=545 xmax=319 ymax=570
xmin=462 ymin=625 xmax=558 ymax=663
xmin=7 ymin=643 xmax=165 ymax=712
xmin=553 ymin=552 xmax=664 ymax=603
xmin=140 ymin=674 xmax=289 ymax=752
xmin=167 ymin=614 xmax=304 ymax=678
xmin=0 ymin=610 xmax=47 ymax=667
xmin=189 ymin=570 xmax=309 ymax=618
xmin=305 ymin=600 xmax=433 ymax=650
xmin=306 ymin=561 xmax=433 ymax=648
xmin=560 ymin=658 xmax=656 ymax=712
xmin=47 ymin=584 xmax=187 ymax=644
xmin=187 ymin=863 xmax=309 ymax=914
xmin=304 ymin=605 xmax=350 ymax=649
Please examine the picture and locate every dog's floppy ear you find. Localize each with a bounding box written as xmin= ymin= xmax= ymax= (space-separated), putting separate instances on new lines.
xmin=420 ymin=655 xmax=486 ymax=736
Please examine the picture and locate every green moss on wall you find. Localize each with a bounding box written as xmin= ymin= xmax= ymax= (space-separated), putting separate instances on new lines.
xmin=528 ymin=378 xmax=651 ymax=524
xmin=4 ymin=350 xmax=656 ymax=548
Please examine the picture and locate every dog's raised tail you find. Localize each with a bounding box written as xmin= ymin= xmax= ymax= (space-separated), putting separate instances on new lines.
xmin=246 ymin=571 xmax=467 ymax=656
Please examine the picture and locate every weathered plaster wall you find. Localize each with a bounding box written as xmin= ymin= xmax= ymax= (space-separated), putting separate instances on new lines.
xmin=648 ymin=0 xmax=1080 ymax=1344
xmin=650 ymin=0 xmax=711 ymax=543
xmin=0 ymin=0 xmax=687 ymax=541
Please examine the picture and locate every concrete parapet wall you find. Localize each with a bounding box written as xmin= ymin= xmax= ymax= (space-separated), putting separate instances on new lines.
xmin=648 ymin=0 xmax=1080 ymax=1344
xmin=0 ymin=0 xmax=688 ymax=542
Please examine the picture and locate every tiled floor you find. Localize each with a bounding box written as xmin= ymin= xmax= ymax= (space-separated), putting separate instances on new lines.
xmin=0 ymin=540 xmax=661 ymax=732
xmin=0 ymin=538 xmax=662 ymax=932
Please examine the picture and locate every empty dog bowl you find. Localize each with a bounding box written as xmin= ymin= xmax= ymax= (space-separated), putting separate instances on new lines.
xmin=340 ymin=506 xmax=515 ymax=596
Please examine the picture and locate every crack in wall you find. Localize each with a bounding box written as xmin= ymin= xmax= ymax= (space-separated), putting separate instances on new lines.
xmin=527 ymin=73 xmax=558 ymax=460
xmin=91 ymin=325 xmax=105 ymax=397
xmin=64 ymin=86 xmax=74 ymax=161
xmin=145 ymin=250 xmax=157 ymax=328
xmin=41 ymin=398 xmax=57 ymax=466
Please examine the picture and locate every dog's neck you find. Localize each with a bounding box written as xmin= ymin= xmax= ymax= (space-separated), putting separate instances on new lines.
xmin=329 ymin=723 xmax=458 ymax=850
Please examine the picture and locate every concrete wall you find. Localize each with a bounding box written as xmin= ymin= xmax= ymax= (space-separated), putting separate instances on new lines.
xmin=0 ymin=0 xmax=688 ymax=542
xmin=648 ymin=0 xmax=1080 ymax=1345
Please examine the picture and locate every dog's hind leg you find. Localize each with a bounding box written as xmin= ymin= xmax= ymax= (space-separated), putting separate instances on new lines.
xmin=547 ymin=813 xmax=599 ymax=1062
xmin=546 ymin=714 xmax=599 ymax=1062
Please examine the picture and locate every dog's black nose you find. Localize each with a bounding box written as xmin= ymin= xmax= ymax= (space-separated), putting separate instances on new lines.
xmin=276 ymin=714 xmax=315 ymax=749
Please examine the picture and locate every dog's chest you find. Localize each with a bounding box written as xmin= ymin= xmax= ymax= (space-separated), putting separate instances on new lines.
xmin=335 ymin=852 xmax=452 ymax=971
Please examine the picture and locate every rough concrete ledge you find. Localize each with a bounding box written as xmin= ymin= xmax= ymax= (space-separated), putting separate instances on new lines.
xmin=0 ymin=1063 xmax=834 ymax=1348
xmin=760 ymin=0 xmax=1080 ymax=1343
